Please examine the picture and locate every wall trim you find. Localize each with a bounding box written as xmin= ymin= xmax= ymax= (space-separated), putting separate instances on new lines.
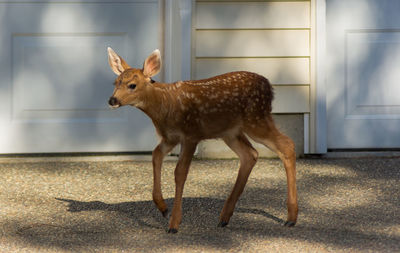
xmin=315 ymin=0 xmax=327 ymax=153
xmin=310 ymin=0 xmax=327 ymax=153
xmin=163 ymin=0 xmax=193 ymax=83
xmin=304 ymin=113 xmax=310 ymax=154
xmin=163 ymin=0 xmax=193 ymax=155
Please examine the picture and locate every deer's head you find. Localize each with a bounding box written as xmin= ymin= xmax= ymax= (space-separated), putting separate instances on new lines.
xmin=107 ymin=47 xmax=161 ymax=108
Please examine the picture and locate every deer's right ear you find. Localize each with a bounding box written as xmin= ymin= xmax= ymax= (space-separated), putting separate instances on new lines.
xmin=107 ymin=47 xmax=130 ymax=75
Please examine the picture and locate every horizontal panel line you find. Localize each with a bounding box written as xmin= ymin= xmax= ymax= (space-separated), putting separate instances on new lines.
xmin=273 ymin=110 xmax=310 ymax=113
xmin=272 ymin=111 xmax=310 ymax=114
xmin=346 ymin=29 xmax=400 ymax=33
xmin=22 ymin=109 xmax=111 ymax=112
xmin=356 ymin=105 xmax=400 ymax=108
xmin=197 ymin=0 xmax=310 ymax=2
xmin=328 ymin=148 xmax=400 ymax=152
xmin=271 ymin=84 xmax=310 ymax=87
xmin=13 ymin=32 xmax=127 ymax=37
xmin=0 ymin=1 xmax=157 ymax=4
xmin=196 ymin=28 xmax=310 ymax=31
xmin=345 ymin=115 xmax=400 ymax=120
xmin=11 ymin=118 xmax=127 ymax=124
xmin=196 ymin=56 xmax=310 ymax=59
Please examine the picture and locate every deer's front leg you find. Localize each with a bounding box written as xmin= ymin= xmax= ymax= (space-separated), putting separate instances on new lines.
xmin=152 ymin=139 xmax=177 ymax=218
xmin=168 ymin=141 xmax=197 ymax=233
xmin=219 ymin=134 xmax=258 ymax=227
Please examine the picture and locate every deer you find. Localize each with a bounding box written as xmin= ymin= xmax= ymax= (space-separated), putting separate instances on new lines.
xmin=107 ymin=47 xmax=298 ymax=233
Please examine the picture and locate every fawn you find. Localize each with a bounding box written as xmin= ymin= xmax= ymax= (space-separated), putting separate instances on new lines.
xmin=107 ymin=48 xmax=298 ymax=233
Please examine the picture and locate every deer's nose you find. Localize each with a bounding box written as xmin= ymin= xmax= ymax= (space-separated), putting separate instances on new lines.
xmin=108 ymin=97 xmax=120 ymax=108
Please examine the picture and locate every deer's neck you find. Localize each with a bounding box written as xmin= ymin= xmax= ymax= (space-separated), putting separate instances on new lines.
xmin=138 ymin=81 xmax=179 ymax=128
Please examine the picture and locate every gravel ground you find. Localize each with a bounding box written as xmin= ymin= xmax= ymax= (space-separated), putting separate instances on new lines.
xmin=0 ymin=157 xmax=399 ymax=252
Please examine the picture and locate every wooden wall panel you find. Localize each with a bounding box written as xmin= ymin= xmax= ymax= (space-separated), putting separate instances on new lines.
xmin=196 ymin=30 xmax=310 ymax=57
xmin=194 ymin=1 xmax=311 ymax=113
xmin=272 ymin=86 xmax=309 ymax=113
xmin=195 ymin=58 xmax=310 ymax=85
xmin=197 ymin=2 xmax=310 ymax=29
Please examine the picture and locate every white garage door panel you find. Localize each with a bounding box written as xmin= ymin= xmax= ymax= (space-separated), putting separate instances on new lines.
xmin=0 ymin=2 xmax=160 ymax=153
xmin=346 ymin=31 xmax=400 ymax=117
xmin=12 ymin=35 xmax=124 ymax=119
xmin=327 ymin=0 xmax=400 ymax=149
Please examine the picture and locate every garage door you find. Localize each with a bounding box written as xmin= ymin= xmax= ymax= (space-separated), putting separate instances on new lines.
xmin=0 ymin=1 xmax=160 ymax=153
xmin=327 ymin=0 xmax=400 ymax=149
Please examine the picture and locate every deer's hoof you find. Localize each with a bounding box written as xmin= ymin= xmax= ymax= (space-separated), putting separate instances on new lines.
xmin=167 ymin=228 xmax=178 ymax=234
xmin=218 ymin=221 xmax=229 ymax=227
xmin=161 ymin=209 xmax=169 ymax=219
xmin=283 ymin=221 xmax=296 ymax=227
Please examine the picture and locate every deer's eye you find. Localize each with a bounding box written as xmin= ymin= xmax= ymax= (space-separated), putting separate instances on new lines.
xmin=128 ymin=84 xmax=137 ymax=90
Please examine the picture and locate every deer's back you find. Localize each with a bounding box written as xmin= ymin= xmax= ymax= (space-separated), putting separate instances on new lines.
xmin=181 ymin=71 xmax=273 ymax=114
xmin=163 ymin=71 xmax=274 ymax=140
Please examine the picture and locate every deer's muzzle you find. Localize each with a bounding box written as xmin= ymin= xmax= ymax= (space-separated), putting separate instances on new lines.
xmin=108 ymin=96 xmax=121 ymax=108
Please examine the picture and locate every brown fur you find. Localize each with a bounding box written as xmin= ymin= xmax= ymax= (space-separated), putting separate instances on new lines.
xmin=107 ymin=48 xmax=298 ymax=233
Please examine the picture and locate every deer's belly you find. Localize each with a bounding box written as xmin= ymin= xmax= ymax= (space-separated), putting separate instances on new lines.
xmin=181 ymin=115 xmax=243 ymax=141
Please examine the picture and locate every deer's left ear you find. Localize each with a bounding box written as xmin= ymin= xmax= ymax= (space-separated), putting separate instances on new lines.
xmin=143 ymin=49 xmax=161 ymax=78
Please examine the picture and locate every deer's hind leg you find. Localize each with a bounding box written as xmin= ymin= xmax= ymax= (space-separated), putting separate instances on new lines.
xmin=219 ymin=133 xmax=258 ymax=227
xmin=245 ymin=115 xmax=298 ymax=226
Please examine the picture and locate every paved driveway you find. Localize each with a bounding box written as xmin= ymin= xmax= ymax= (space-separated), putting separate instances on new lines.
xmin=0 ymin=157 xmax=399 ymax=252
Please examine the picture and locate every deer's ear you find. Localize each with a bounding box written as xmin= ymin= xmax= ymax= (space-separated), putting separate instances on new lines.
xmin=107 ymin=47 xmax=131 ymax=75
xmin=143 ymin=49 xmax=161 ymax=78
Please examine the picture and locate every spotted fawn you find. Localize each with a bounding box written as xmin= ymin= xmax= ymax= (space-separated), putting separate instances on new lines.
xmin=107 ymin=48 xmax=298 ymax=233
